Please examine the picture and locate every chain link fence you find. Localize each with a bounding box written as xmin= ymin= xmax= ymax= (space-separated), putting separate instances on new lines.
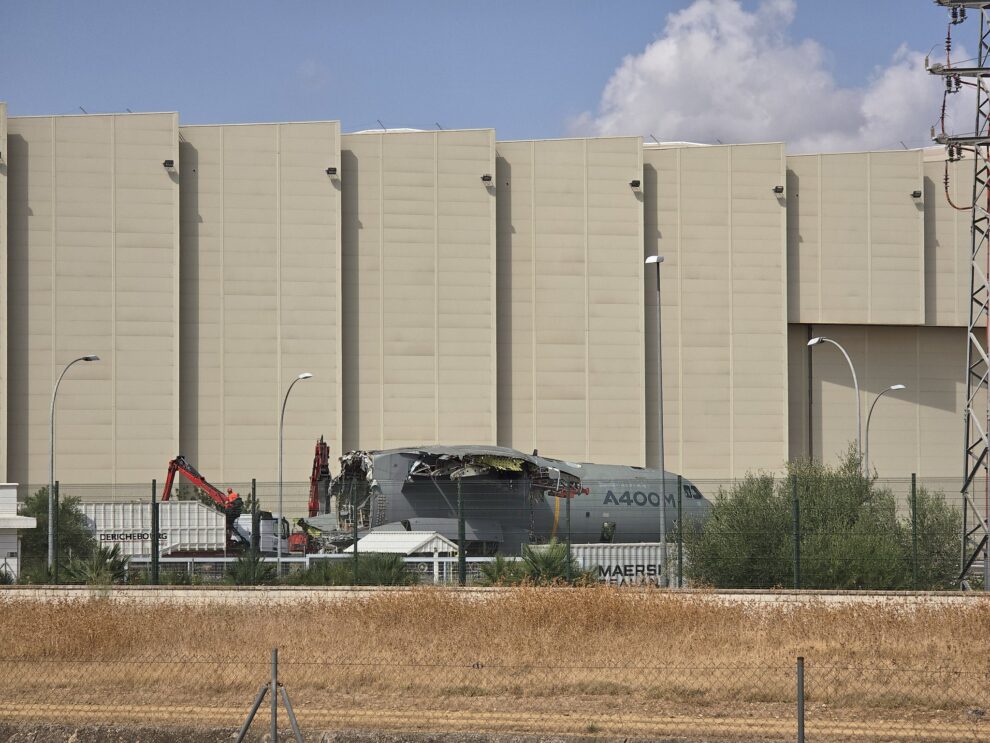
xmin=11 ymin=472 xmax=985 ymax=589
xmin=0 ymin=651 xmax=986 ymax=741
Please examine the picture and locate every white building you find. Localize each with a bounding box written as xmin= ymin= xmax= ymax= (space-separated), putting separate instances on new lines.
xmin=0 ymin=483 xmax=36 ymax=580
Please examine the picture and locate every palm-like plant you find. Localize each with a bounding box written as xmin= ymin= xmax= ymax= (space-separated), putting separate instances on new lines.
xmin=284 ymin=559 xmax=352 ymax=586
xmin=64 ymin=545 xmax=130 ymax=585
xmin=225 ymin=550 xmax=276 ymax=585
xmin=477 ymin=555 xmax=525 ymax=586
xmin=358 ymin=553 xmax=417 ymax=586
xmin=521 ymin=539 xmax=582 ymax=585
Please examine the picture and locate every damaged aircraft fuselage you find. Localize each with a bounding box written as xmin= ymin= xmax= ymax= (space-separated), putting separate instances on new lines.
xmin=321 ymin=446 xmax=710 ymax=554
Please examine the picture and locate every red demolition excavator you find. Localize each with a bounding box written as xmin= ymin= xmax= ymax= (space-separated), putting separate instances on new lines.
xmin=161 ymin=455 xmax=248 ymax=549
xmin=287 ymin=437 xmax=332 ymax=554
xmin=161 ymin=439 xmax=332 ymax=554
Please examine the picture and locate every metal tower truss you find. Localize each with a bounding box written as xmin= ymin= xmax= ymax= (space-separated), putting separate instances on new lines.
xmin=930 ymin=1 xmax=990 ymax=588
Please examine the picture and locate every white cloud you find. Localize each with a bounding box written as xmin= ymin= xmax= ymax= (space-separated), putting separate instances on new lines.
xmin=572 ymin=0 xmax=954 ymax=152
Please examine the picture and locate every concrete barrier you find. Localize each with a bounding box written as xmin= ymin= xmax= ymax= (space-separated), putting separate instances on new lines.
xmin=0 ymin=584 xmax=987 ymax=606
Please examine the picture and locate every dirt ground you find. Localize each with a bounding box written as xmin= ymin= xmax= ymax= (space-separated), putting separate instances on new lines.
xmin=1 ymin=722 xmax=980 ymax=743
xmin=0 ymin=696 xmax=985 ymax=742
xmin=0 ymin=724 xmax=768 ymax=743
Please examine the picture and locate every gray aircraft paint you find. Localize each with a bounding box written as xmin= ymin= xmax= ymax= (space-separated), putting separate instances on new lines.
xmin=326 ymin=446 xmax=710 ymax=553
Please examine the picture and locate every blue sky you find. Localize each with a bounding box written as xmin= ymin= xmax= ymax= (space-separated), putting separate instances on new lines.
xmin=0 ymin=1 xmax=952 ymax=148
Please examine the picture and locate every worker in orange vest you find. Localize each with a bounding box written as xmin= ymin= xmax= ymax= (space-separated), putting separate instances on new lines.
xmin=223 ymin=487 xmax=244 ymax=522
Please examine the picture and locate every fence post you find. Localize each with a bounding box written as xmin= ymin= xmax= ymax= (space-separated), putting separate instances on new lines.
xmin=270 ymin=647 xmax=278 ymax=743
xmin=911 ymin=472 xmax=918 ymax=590
xmin=676 ymin=475 xmax=683 ymax=588
xmin=351 ymin=477 xmax=359 ymax=584
xmin=796 ymin=656 xmax=805 ymax=743
xmin=251 ymin=479 xmax=260 ymax=554
xmin=52 ymin=481 xmax=59 ymax=584
xmin=457 ymin=477 xmax=466 ymax=587
xmin=566 ymin=488 xmax=573 ymax=583
xmin=791 ymin=474 xmax=800 ymax=590
xmin=151 ymin=478 xmax=159 ymax=585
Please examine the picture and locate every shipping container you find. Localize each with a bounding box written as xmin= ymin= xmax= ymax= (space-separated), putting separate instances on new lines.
xmin=82 ymin=502 xmax=226 ymax=556
xmin=567 ymin=543 xmax=666 ymax=586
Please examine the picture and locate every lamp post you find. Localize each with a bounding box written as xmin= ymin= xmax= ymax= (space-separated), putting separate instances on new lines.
xmin=807 ymin=336 xmax=863 ymax=474
xmin=865 ymin=384 xmax=906 ymax=477
xmin=278 ymin=372 xmax=313 ymax=574
xmin=49 ymin=354 xmax=100 ymax=572
xmin=645 ymin=255 xmax=668 ymax=585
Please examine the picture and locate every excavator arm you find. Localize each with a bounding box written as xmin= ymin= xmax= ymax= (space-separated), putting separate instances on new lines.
xmin=309 ymin=436 xmax=331 ymax=517
xmin=161 ymin=455 xmax=243 ymax=521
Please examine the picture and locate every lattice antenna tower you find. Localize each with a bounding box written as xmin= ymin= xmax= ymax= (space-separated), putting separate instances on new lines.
xmin=929 ymin=1 xmax=990 ymax=588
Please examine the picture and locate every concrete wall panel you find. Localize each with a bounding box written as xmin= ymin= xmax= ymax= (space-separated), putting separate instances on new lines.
xmin=787 ymin=323 xmax=965 ymax=477
xmin=497 ymin=137 xmax=644 ymax=466
xmin=645 ymin=143 xmax=787 ymax=479
xmin=7 ymin=113 xmax=179 ymax=487
xmin=342 ymin=129 xmax=496 ymax=451
xmin=0 ymin=102 xmax=6 ymax=482
xmin=179 ymin=121 xmax=341 ymax=484
xmin=923 ymin=152 xmax=970 ymax=326
xmin=787 ymin=151 xmax=924 ymax=325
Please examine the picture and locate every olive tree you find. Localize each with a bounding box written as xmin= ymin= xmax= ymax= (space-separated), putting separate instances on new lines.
xmin=682 ymin=449 xmax=960 ymax=590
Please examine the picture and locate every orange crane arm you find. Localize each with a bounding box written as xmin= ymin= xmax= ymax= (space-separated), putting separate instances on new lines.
xmin=161 ymin=455 xmax=240 ymax=514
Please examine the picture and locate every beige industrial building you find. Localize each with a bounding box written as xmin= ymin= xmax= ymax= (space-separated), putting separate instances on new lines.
xmin=0 ymin=102 xmax=976 ymax=508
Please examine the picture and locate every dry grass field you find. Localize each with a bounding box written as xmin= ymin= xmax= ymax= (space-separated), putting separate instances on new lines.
xmin=1 ymin=588 xmax=989 ymax=740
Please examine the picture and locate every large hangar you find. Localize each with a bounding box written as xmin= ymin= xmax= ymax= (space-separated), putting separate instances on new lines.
xmin=0 ymin=103 xmax=975 ymax=511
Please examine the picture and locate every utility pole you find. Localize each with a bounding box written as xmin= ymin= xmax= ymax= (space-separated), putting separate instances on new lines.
xmin=929 ymin=1 xmax=990 ymax=589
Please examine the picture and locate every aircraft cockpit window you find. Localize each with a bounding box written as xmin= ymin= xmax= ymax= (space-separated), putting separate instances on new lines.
xmin=600 ymin=521 xmax=616 ymax=543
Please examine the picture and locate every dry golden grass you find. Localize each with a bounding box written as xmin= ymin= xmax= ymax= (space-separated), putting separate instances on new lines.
xmin=3 ymin=588 xmax=986 ymax=667
xmin=1 ymin=588 xmax=988 ymax=740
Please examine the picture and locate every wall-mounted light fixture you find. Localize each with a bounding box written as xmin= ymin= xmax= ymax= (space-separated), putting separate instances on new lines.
xmin=911 ymin=190 xmax=923 ymax=199
xmin=629 ymin=179 xmax=641 ymax=190
xmin=481 ymin=174 xmax=493 ymax=183
xmin=326 ymin=166 xmax=338 ymax=177
xmin=773 ymin=185 xmax=785 ymax=194
xmin=162 ymin=159 xmax=174 ymax=169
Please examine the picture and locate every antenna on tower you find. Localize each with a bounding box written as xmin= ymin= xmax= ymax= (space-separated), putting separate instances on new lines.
xmin=930 ymin=0 xmax=990 ymax=590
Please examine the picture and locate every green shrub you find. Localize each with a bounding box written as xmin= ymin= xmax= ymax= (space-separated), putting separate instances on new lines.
xmin=17 ymin=564 xmax=52 ymax=585
xmin=284 ymin=554 xmax=419 ymax=586
xmin=224 ymin=551 xmax=276 ymax=585
xmin=357 ymin=553 xmax=418 ymax=586
xmin=681 ymin=448 xmax=962 ymax=590
xmin=283 ymin=559 xmax=353 ymax=586
xmin=909 ymin=487 xmax=962 ymax=590
xmin=521 ymin=539 xmax=585 ymax=585
xmin=477 ymin=555 xmax=526 ymax=586
xmin=64 ymin=545 xmax=130 ymax=585
xmin=18 ymin=487 xmax=96 ymax=577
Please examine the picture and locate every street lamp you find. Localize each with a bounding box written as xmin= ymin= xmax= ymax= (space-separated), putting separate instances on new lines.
xmin=807 ymin=336 xmax=862 ymax=474
xmin=865 ymin=384 xmax=906 ymax=476
xmin=645 ymin=255 xmax=669 ymax=585
xmin=49 ymin=354 xmax=100 ymax=572
xmin=277 ymin=372 xmax=313 ymax=573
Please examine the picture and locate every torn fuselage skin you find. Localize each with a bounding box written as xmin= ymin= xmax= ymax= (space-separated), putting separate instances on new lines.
xmin=326 ymin=445 xmax=710 ymax=554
